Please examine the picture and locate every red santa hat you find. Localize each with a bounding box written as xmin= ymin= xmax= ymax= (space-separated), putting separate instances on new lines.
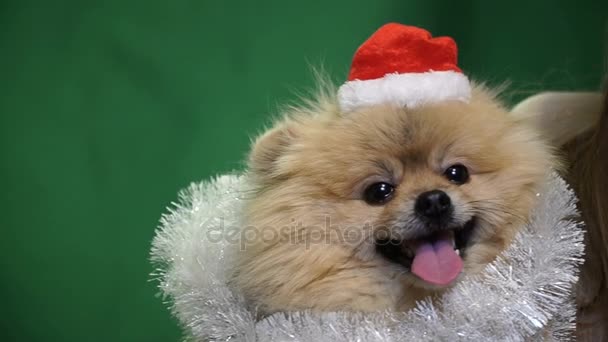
xmin=338 ymin=23 xmax=471 ymax=113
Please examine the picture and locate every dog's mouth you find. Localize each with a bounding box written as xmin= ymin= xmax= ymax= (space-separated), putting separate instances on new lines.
xmin=375 ymin=217 xmax=476 ymax=286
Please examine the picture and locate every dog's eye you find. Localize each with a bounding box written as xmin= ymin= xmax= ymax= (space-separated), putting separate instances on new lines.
xmin=444 ymin=164 xmax=469 ymax=184
xmin=363 ymin=182 xmax=395 ymax=205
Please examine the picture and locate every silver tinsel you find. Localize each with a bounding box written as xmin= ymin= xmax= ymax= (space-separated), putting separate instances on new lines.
xmin=150 ymin=173 xmax=584 ymax=341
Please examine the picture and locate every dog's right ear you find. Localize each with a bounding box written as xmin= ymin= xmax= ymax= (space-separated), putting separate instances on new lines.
xmin=248 ymin=120 xmax=300 ymax=180
xmin=511 ymin=92 xmax=603 ymax=147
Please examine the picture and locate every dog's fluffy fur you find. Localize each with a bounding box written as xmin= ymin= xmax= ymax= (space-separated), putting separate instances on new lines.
xmin=231 ymin=82 xmax=555 ymax=315
xmin=514 ymin=89 xmax=608 ymax=341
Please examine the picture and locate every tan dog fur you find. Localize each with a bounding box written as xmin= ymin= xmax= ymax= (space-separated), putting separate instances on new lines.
xmin=231 ymin=83 xmax=555 ymax=315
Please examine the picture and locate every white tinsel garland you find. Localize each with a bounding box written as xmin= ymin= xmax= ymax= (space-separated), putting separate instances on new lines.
xmin=150 ymin=173 xmax=584 ymax=341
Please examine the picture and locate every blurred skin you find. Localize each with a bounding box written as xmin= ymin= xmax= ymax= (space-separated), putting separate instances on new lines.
xmin=563 ymin=91 xmax=608 ymax=342
xmin=512 ymin=88 xmax=608 ymax=341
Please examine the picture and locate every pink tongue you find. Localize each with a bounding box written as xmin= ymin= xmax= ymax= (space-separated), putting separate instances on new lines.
xmin=411 ymin=236 xmax=463 ymax=286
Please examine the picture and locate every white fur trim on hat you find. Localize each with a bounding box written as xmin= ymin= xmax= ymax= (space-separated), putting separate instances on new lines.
xmin=337 ymin=70 xmax=471 ymax=113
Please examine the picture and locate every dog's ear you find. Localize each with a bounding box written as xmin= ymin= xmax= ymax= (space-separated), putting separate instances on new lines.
xmin=511 ymin=92 xmax=603 ymax=146
xmin=248 ymin=120 xmax=300 ymax=180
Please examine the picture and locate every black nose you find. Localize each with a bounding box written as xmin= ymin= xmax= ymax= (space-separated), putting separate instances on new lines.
xmin=415 ymin=190 xmax=452 ymax=219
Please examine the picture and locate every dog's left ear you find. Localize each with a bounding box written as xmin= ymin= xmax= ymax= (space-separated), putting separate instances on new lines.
xmin=511 ymin=92 xmax=603 ymax=146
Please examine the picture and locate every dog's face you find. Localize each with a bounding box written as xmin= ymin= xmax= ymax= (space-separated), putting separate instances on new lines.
xmin=237 ymin=86 xmax=553 ymax=311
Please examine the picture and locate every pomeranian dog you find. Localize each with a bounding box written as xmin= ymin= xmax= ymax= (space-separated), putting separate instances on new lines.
xmin=513 ymin=88 xmax=607 ymax=341
xmin=232 ymin=24 xmax=555 ymax=315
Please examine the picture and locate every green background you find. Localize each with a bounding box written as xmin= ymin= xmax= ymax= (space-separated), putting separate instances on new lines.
xmin=1 ymin=1 xmax=606 ymax=341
